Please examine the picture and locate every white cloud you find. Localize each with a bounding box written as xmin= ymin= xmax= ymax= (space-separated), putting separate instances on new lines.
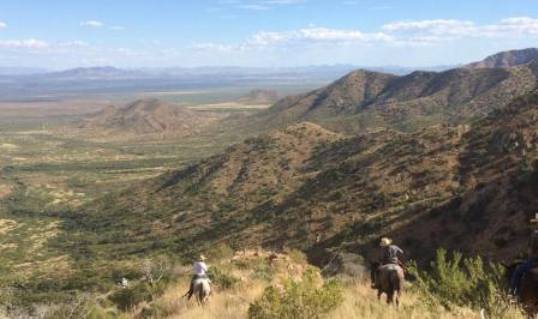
xmin=244 ymin=26 xmax=392 ymax=48
xmin=382 ymin=17 xmax=538 ymax=39
xmin=80 ymin=20 xmax=104 ymax=28
xmin=480 ymin=17 xmax=538 ymax=36
xmin=296 ymin=27 xmax=391 ymax=42
xmin=189 ymin=16 xmax=538 ymax=57
xmin=191 ymin=26 xmax=394 ymax=56
xmin=0 ymin=21 xmax=7 ymax=29
xmin=2 ymin=15 xmax=538 ymax=68
xmin=191 ymin=42 xmax=234 ymax=52
xmin=382 ymin=19 xmax=475 ymax=36
xmin=0 ymin=39 xmax=91 ymax=52
xmin=0 ymin=39 xmax=49 ymax=49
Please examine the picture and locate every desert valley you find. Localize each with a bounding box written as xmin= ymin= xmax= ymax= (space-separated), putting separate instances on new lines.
xmin=9 ymin=2 xmax=538 ymax=317
xmin=0 ymin=45 xmax=537 ymax=318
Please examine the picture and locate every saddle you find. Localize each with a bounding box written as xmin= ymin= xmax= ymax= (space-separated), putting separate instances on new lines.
xmin=380 ymin=260 xmax=405 ymax=272
xmin=193 ymin=274 xmax=209 ymax=280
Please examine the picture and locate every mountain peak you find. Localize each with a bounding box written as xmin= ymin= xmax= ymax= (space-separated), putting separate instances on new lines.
xmin=79 ymin=98 xmax=219 ymax=136
xmin=466 ymin=48 xmax=538 ymax=69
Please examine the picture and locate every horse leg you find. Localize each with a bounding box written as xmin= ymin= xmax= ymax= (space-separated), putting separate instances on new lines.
xmin=394 ymin=289 xmax=400 ymax=307
xmin=377 ymin=290 xmax=382 ymax=301
xmin=387 ymin=291 xmax=394 ymax=304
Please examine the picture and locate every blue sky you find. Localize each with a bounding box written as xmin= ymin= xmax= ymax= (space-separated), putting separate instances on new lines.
xmin=0 ymin=0 xmax=537 ymax=69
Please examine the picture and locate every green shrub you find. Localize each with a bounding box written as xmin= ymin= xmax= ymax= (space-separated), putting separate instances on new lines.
xmin=408 ymin=248 xmax=524 ymax=318
xmin=251 ymin=261 xmax=274 ymax=282
xmin=208 ymin=266 xmax=239 ymax=290
xmin=108 ymin=283 xmax=152 ymax=311
xmin=248 ymin=268 xmax=343 ymax=319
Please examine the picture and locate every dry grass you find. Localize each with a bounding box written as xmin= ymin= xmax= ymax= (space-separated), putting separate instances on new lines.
xmin=122 ymin=251 xmax=516 ymax=319
xmin=133 ymin=279 xmax=494 ymax=319
xmin=328 ymin=283 xmax=480 ymax=319
xmin=158 ymin=280 xmax=266 ymax=319
xmin=0 ymin=218 xmax=17 ymax=235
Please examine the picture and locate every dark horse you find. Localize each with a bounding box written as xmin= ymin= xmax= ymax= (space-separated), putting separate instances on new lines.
xmin=505 ymin=262 xmax=538 ymax=315
xmin=370 ymin=262 xmax=405 ymax=305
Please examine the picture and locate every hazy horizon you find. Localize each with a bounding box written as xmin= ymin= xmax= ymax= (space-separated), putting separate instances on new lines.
xmin=0 ymin=62 xmax=460 ymax=72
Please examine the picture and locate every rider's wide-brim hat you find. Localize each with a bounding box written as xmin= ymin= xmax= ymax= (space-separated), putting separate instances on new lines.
xmin=199 ymin=254 xmax=207 ymax=261
xmin=380 ymin=237 xmax=392 ymax=247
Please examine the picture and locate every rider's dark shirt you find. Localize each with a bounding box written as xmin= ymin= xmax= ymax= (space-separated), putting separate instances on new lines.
xmin=383 ymin=245 xmax=404 ymax=265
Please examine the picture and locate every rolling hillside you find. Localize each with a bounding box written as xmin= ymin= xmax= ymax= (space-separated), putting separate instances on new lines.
xmin=62 ymin=90 xmax=538 ymax=268
xmin=78 ymin=98 xmax=221 ymax=137
xmin=240 ymin=56 xmax=538 ymax=134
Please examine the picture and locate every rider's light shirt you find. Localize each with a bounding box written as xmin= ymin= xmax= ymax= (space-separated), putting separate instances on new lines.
xmin=193 ymin=261 xmax=208 ymax=276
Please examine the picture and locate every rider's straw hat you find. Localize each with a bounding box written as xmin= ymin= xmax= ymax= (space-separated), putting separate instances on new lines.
xmin=380 ymin=237 xmax=392 ymax=247
xmin=199 ymin=254 xmax=207 ymax=261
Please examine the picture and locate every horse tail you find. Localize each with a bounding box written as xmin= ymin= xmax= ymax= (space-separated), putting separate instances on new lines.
xmin=195 ymin=279 xmax=211 ymax=304
xmin=391 ymin=270 xmax=401 ymax=291
xmin=388 ymin=271 xmax=396 ymax=293
xmin=395 ymin=268 xmax=404 ymax=292
xmin=390 ymin=267 xmax=404 ymax=295
xmin=198 ymin=284 xmax=206 ymax=301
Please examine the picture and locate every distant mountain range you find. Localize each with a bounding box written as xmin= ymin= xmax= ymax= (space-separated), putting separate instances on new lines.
xmin=0 ymin=64 xmax=452 ymax=78
xmin=0 ymin=64 xmax=458 ymax=101
xmin=0 ymin=65 xmax=360 ymax=101
xmin=8 ymin=48 xmax=538 ymax=101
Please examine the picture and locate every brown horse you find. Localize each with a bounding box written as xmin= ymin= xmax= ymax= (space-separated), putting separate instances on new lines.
xmin=505 ymin=262 xmax=538 ymax=315
xmin=370 ymin=262 xmax=405 ymax=306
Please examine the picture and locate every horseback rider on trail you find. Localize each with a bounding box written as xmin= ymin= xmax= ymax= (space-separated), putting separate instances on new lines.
xmin=509 ymin=229 xmax=538 ymax=297
xmin=186 ymin=254 xmax=210 ymax=300
xmin=371 ymin=237 xmax=406 ymax=299
xmin=380 ymin=237 xmax=404 ymax=268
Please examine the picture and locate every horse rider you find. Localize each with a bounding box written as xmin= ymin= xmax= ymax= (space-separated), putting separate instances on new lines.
xmin=379 ymin=237 xmax=405 ymax=269
xmin=186 ymin=254 xmax=210 ymax=300
xmin=372 ymin=237 xmax=405 ymax=291
xmin=509 ymin=230 xmax=538 ymax=297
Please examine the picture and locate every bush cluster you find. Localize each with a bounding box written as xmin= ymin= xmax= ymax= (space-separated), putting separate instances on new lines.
xmin=207 ymin=266 xmax=239 ymax=290
xmin=408 ymin=248 xmax=523 ymax=318
xmin=248 ymin=268 xmax=343 ymax=319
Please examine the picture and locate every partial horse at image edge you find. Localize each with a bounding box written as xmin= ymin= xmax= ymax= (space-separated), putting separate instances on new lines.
xmin=505 ymin=262 xmax=538 ymax=315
